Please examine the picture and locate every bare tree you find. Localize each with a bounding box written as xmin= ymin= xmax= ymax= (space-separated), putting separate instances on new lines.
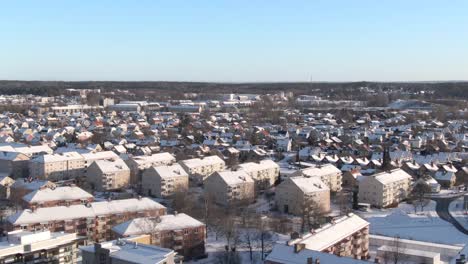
xmin=410 ymin=181 xmax=432 ymax=213
xmin=383 ymin=236 xmax=405 ymax=264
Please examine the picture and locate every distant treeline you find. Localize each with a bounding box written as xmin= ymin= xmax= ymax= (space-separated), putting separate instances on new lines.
xmin=0 ymin=80 xmax=467 ymax=99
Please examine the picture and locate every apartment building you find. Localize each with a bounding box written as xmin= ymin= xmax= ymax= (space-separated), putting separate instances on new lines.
xmin=22 ymin=186 xmax=94 ymax=209
xmin=204 ymin=170 xmax=255 ymax=206
xmin=7 ymin=197 xmax=166 ymax=243
xmin=235 ymin=159 xmax=280 ymax=190
xmin=81 ymin=151 xmax=119 ymax=171
xmin=81 ymin=237 xmax=177 ymax=264
xmin=112 ymin=213 xmax=206 ymax=259
xmin=126 ymin=153 xmax=176 ymax=183
xmin=141 ymin=164 xmax=189 ymax=198
xmin=358 ymin=169 xmax=412 ymax=208
xmin=29 ymin=152 xmax=85 ymax=181
xmin=291 ymin=164 xmax=342 ymax=192
xmin=86 ymin=158 xmax=131 ymax=191
xmin=0 ymin=151 xmax=30 ymax=179
xmin=0 ymin=230 xmax=85 ymax=264
xmin=276 ymin=176 xmax=330 ymax=215
xmin=178 ymin=155 xmax=225 ymax=184
xmin=288 ymin=213 xmax=370 ymax=260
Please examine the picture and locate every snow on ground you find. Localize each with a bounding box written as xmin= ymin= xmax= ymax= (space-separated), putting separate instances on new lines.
xmin=449 ymin=197 xmax=468 ymax=230
xmin=185 ymin=229 xmax=289 ymax=264
xmin=357 ymin=201 xmax=467 ymax=245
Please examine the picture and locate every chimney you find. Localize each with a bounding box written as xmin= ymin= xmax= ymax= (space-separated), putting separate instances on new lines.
xmin=133 ymin=241 xmax=138 ymax=249
xmin=307 ymin=257 xmax=313 ymax=264
xmin=294 ymin=243 xmax=305 ymax=253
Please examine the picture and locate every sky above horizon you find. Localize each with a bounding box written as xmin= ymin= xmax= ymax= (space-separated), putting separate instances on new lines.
xmin=1 ymin=1 xmax=467 ymax=82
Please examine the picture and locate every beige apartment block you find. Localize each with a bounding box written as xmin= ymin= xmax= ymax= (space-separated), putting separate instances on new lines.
xmin=29 ymin=152 xmax=85 ymax=181
xmin=141 ymin=163 xmax=189 ymax=198
xmin=178 ymin=155 xmax=225 ymax=184
xmin=235 ymin=159 xmax=280 ymax=190
xmin=86 ymin=158 xmax=131 ymax=191
xmin=204 ymin=170 xmax=254 ymax=206
xmin=291 ymin=164 xmax=342 ymax=192
xmin=358 ymin=169 xmax=412 ymax=208
xmin=276 ymin=176 xmax=330 ymax=215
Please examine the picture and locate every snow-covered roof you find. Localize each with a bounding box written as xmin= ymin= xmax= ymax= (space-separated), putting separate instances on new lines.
xmin=434 ymin=171 xmax=455 ymax=182
xmin=81 ymin=151 xmax=119 ymax=161
xmin=8 ymin=198 xmax=165 ymax=225
xmin=151 ymin=164 xmax=188 ymax=179
xmin=93 ymin=158 xmax=129 ymax=173
xmin=32 ymin=151 xmax=83 ymax=163
xmin=179 ymin=155 xmax=225 ymax=169
xmin=300 ymin=164 xmax=341 ymax=178
xmin=112 ymin=213 xmax=204 ymax=236
xmin=372 ymin=169 xmax=412 ymax=185
xmin=236 ymin=159 xmax=279 ymax=173
xmin=289 ymin=213 xmax=369 ymax=251
xmin=289 ymin=176 xmax=329 ymax=194
xmin=132 ymin=153 xmax=175 ymax=166
xmin=22 ymin=186 xmax=93 ymax=203
xmin=214 ymin=170 xmax=254 ymax=185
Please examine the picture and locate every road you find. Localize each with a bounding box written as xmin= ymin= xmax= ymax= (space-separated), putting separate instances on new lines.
xmin=432 ymin=196 xmax=468 ymax=235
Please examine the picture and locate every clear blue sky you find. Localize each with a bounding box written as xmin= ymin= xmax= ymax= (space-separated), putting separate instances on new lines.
xmin=1 ymin=1 xmax=467 ymax=82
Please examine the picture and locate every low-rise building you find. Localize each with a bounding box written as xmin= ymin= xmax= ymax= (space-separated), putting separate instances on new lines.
xmin=178 ymin=155 xmax=225 ymax=184
xmin=236 ymin=159 xmax=280 ymax=190
xmin=9 ymin=178 xmax=56 ymax=205
xmin=112 ymin=213 xmax=205 ymax=259
xmin=7 ymin=197 xmax=166 ymax=243
xmin=0 ymin=230 xmax=85 ymax=264
xmin=358 ymin=169 xmax=412 ymax=208
xmin=291 ymin=164 xmax=342 ymax=192
xmin=276 ymin=176 xmax=330 ymax=215
xmin=204 ymin=170 xmax=255 ymax=206
xmin=141 ymin=164 xmax=189 ymax=198
xmin=0 ymin=151 xmax=30 ymax=179
xmin=86 ymin=158 xmax=131 ymax=191
xmin=81 ymin=237 xmax=177 ymax=264
xmin=288 ymin=213 xmax=370 ymax=260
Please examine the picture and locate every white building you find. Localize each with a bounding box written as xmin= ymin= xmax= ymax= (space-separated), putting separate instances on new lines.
xmin=204 ymin=170 xmax=255 ymax=206
xmin=178 ymin=155 xmax=225 ymax=184
xmin=236 ymin=160 xmax=280 ymax=190
xmin=86 ymin=158 xmax=131 ymax=191
xmin=141 ymin=164 xmax=189 ymax=198
xmin=291 ymin=164 xmax=342 ymax=192
xmin=358 ymin=169 xmax=412 ymax=208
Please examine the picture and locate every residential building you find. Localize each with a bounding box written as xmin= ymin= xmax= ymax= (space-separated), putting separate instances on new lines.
xmin=235 ymin=159 xmax=280 ymax=190
xmin=29 ymin=152 xmax=85 ymax=181
xmin=126 ymin=153 xmax=176 ymax=184
xmin=141 ymin=164 xmax=189 ymax=198
xmin=178 ymin=155 xmax=225 ymax=184
xmin=9 ymin=178 xmax=56 ymax=205
xmin=204 ymin=170 xmax=255 ymax=206
xmin=112 ymin=213 xmax=206 ymax=259
xmin=86 ymin=158 xmax=131 ymax=191
xmin=358 ymin=169 xmax=412 ymax=208
xmin=22 ymin=186 xmax=94 ymax=209
xmin=7 ymin=197 xmax=166 ymax=243
xmin=276 ymin=176 xmax=330 ymax=215
xmin=0 ymin=230 xmax=85 ymax=264
xmin=0 ymin=151 xmax=30 ymax=179
xmin=81 ymin=237 xmax=177 ymax=264
xmin=291 ymin=164 xmax=343 ymax=192
xmin=288 ymin=213 xmax=370 ymax=260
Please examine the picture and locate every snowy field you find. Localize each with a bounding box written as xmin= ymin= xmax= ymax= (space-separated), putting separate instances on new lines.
xmin=449 ymin=197 xmax=468 ymax=230
xmin=358 ymin=201 xmax=467 ymax=246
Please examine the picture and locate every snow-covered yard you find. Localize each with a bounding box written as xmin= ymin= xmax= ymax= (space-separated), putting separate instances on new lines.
xmin=449 ymin=197 xmax=468 ymax=230
xmin=357 ymin=201 xmax=467 ymax=246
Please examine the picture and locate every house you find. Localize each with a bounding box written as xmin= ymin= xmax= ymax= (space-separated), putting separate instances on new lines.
xmin=276 ymin=176 xmax=330 ymax=215
xmin=358 ymin=169 xmax=412 ymax=208
xmin=126 ymin=153 xmax=176 ymax=184
xmin=112 ymin=213 xmax=205 ymax=259
xmin=204 ymin=170 xmax=255 ymax=206
xmin=434 ymin=170 xmax=456 ymax=188
xmin=141 ymin=164 xmax=189 ymax=198
xmin=178 ymin=155 xmax=225 ymax=184
xmin=86 ymin=158 xmax=131 ymax=191
xmin=0 ymin=230 xmax=85 ymax=264
xmin=291 ymin=164 xmax=342 ymax=192
xmin=81 ymin=237 xmax=177 ymax=264
xmin=235 ymin=159 xmax=280 ymax=190
xmin=0 ymin=151 xmax=30 ymax=179
xmin=287 ymin=213 xmax=370 ymax=260
xmin=22 ymin=186 xmax=93 ymax=209
xmin=7 ymin=197 xmax=166 ymax=243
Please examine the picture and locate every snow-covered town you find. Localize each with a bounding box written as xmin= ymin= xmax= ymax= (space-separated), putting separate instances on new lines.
xmin=0 ymin=86 xmax=465 ymax=264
